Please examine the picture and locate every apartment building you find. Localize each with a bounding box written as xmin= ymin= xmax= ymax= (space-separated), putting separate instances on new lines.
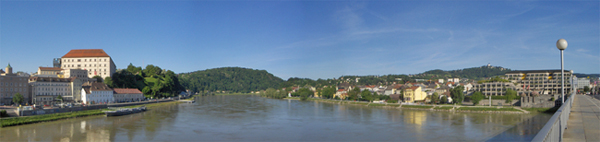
xmin=29 ymin=77 xmax=81 ymax=105
xmin=0 ymin=64 xmax=30 ymax=105
xmin=60 ymin=49 xmax=116 ymax=79
xmin=474 ymin=70 xmax=573 ymax=96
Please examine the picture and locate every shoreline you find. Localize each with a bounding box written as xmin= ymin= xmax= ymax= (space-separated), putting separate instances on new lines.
xmin=1 ymin=99 xmax=183 ymax=127
xmin=284 ymin=97 xmax=531 ymax=114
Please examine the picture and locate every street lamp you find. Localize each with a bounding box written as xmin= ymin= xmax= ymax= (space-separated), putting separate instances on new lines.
xmin=556 ymin=38 xmax=568 ymax=104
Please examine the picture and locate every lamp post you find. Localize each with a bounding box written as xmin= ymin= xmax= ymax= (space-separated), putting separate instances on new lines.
xmin=556 ymin=39 xmax=568 ymax=104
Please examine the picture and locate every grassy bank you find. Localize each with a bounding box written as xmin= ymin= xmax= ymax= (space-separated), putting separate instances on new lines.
xmin=1 ymin=100 xmax=181 ymax=127
xmin=401 ymin=105 xmax=434 ymax=109
xmin=456 ymin=107 xmax=521 ymax=112
xmin=215 ymin=93 xmax=258 ymax=95
xmin=434 ymin=106 xmax=454 ymax=110
xmin=522 ymin=107 xmax=559 ymax=113
xmin=1 ymin=109 xmax=104 ymax=127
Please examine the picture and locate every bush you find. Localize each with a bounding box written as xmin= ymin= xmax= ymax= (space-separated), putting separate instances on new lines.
xmin=471 ymin=92 xmax=484 ymax=105
xmin=387 ymin=99 xmax=398 ymax=103
xmin=0 ymin=110 xmax=8 ymax=117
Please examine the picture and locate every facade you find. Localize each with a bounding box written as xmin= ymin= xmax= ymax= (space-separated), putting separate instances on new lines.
xmin=474 ymin=70 xmax=574 ymax=96
xmin=36 ymin=67 xmax=62 ymax=77
xmin=60 ymin=49 xmax=116 ymax=79
xmin=576 ymin=78 xmax=590 ymax=89
xmin=0 ymin=64 xmax=31 ymax=105
xmin=505 ymin=70 xmax=573 ymax=95
xmin=403 ymin=86 xmax=427 ymax=103
xmin=29 ymin=77 xmax=80 ymax=105
xmin=113 ymin=88 xmax=144 ymax=102
xmin=81 ymin=82 xmax=114 ymax=104
xmin=449 ymin=78 xmax=460 ymax=83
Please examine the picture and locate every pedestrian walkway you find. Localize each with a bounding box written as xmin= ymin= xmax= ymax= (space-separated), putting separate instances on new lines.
xmin=564 ymin=95 xmax=600 ymax=142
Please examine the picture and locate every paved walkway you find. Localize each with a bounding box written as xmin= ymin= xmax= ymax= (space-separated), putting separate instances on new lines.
xmin=564 ymin=95 xmax=600 ymax=142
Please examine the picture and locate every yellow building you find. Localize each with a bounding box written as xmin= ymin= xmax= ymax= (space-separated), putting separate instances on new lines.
xmin=403 ymin=86 xmax=427 ymax=103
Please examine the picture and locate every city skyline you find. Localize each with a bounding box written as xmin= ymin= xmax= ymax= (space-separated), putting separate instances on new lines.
xmin=1 ymin=1 xmax=598 ymax=80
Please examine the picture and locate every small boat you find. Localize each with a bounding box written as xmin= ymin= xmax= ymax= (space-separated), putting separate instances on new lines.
xmin=104 ymin=106 xmax=147 ymax=117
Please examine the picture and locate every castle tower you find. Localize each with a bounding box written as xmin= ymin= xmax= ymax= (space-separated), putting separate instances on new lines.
xmin=5 ymin=63 xmax=12 ymax=74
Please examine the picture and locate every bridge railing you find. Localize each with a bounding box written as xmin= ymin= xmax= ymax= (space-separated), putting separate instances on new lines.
xmin=531 ymin=92 xmax=574 ymax=142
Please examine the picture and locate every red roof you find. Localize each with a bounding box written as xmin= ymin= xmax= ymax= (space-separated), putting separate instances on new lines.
xmin=62 ymin=49 xmax=110 ymax=58
xmin=113 ymin=88 xmax=143 ymax=94
xmin=338 ymin=89 xmax=345 ymax=92
xmin=39 ymin=67 xmax=63 ymax=71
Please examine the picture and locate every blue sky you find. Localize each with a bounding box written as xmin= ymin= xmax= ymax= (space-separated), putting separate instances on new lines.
xmin=1 ymin=1 xmax=598 ymax=80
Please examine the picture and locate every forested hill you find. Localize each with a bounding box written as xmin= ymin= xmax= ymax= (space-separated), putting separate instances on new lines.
xmin=419 ymin=66 xmax=511 ymax=80
xmin=178 ymin=67 xmax=284 ymax=93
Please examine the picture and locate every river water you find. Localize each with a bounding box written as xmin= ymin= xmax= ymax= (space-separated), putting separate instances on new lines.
xmin=0 ymin=95 xmax=551 ymax=141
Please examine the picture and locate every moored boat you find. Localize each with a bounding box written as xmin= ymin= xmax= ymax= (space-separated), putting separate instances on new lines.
xmin=104 ymin=106 xmax=147 ymax=117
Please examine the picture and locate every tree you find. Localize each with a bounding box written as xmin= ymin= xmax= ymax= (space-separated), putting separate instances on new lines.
xmin=441 ymin=95 xmax=448 ymax=104
xmin=584 ymin=86 xmax=590 ymax=93
xmin=431 ymin=92 xmax=439 ymax=104
xmin=505 ymin=88 xmax=517 ymax=104
xmin=348 ymin=87 xmax=361 ymax=101
xmin=471 ymin=91 xmax=484 ymax=105
xmin=360 ymin=90 xmax=373 ymax=102
xmin=298 ymin=88 xmax=312 ymax=101
xmin=12 ymin=93 xmax=24 ymax=105
xmin=451 ymin=86 xmax=465 ymax=104
xmin=92 ymin=75 xmax=103 ymax=82
xmin=104 ymin=77 xmax=114 ymax=87
xmin=56 ymin=95 xmax=63 ymax=104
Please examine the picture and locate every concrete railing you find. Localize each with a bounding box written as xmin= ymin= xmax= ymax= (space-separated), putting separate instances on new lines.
xmin=531 ymin=92 xmax=574 ymax=142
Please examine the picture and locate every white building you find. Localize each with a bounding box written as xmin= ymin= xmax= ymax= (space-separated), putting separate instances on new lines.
xmin=438 ymin=79 xmax=444 ymax=83
xmin=60 ymin=49 xmax=116 ymax=79
xmin=576 ymin=78 xmax=591 ymax=89
xmin=81 ymin=82 xmax=114 ymax=104
xmin=36 ymin=67 xmax=62 ymax=77
xmin=29 ymin=77 xmax=80 ymax=105
xmin=113 ymin=88 xmax=145 ymax=103
xmin=449 ymin=78 xmax=460 ymax=83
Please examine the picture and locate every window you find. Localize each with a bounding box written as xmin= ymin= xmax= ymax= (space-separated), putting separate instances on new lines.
xmin=78 ymin=64 xmax=81 ymax=67
xmin=78 ymin=59 xmax=81 ymax=62
xmin=94 ymin=59 xmax=96 ymax=62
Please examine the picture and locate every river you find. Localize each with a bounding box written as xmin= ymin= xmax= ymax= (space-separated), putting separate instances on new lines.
xmin=0 ymin=95 xmax=551 ymax=141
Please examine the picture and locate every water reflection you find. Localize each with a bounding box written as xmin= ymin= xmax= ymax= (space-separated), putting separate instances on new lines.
xmin=1 ymin=95 xmax=551 ymax=141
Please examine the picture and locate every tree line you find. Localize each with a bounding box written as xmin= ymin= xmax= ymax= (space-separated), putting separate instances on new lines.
xmin=104 ymin=63 xmax=185 ymax=99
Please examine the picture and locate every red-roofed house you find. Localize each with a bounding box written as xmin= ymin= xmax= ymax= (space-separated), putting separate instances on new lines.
xmin=60 ymin=49 xmax=116 ymax=79
xmin=113 ymin=88 xmax=145 ymax=103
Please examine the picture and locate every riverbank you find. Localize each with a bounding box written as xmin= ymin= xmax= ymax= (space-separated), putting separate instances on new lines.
xmin=1 ymin=99 xmax=182 ymax=127
xmin=284 ymin=97 xmax=530 ymax=114
xmin=215 ymin=93 xmax=258 ymax=95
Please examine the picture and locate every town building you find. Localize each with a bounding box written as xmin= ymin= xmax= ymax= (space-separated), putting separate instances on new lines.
xmin=0 ymin=64 xmax=31 ymax=105
xmin=576 ymin=77 xmax=591 ymax=89
xmin=403 ymin=86 xmax=427 ymax=103
xmin=81 ymin=82 xmax=114 ymax=104
xmin=36 ymin=67 xmax=63 ymax=77
xmin=29 ymin=77 xmax=81 ymax=105
xmin=449 ymin=78 xmax=460 ymax=83
xmin=474 ymin=70 xmax=574 ymax=96
xmin=113 ymin=88 xmax=145 ymax=103
xmin=59 ymin=49 xmax=116 ymax=79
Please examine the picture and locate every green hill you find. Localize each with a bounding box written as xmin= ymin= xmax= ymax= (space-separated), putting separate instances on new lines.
xmin=178 ymin=67 xmax=284 ymax=93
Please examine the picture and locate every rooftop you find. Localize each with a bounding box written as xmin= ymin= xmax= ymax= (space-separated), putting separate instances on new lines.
xmin=506 ymin=70 xmax=573 ymax=74
xmin=38 ymin=67 xmax=63 ymax=71
xmin=62 ymin=49 xmax=110 ymax=58
xmin=113 ymin=88 xmax=143 ymax=94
